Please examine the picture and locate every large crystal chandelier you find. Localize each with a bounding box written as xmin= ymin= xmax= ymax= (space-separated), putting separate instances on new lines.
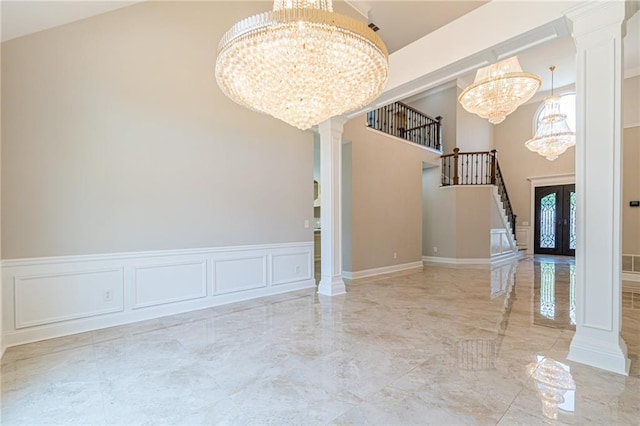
xmin=458 ymin=56 xmax=541 ymax=124
xmin=215 ymin=0 xmax=389 ymax=131
xmin=525 ymin=66 xmax=576 ymax=161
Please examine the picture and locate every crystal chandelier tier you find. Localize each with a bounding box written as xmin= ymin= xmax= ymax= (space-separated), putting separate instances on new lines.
xmin=525 ymin=66 xmax=576 ymax=161
xmin=215 ymin=0 xmax=389 ymax=131
xmin=458 ymin=56 xmax=541 ymax=124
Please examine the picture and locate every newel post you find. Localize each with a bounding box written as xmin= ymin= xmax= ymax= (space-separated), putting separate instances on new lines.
xmin=490 ymin=149 xmax=498 ymax=185
xmin=436 ymin=116 xmax=443 ymax=151
xmin=452 ymin=147 xmax=460 ymax=185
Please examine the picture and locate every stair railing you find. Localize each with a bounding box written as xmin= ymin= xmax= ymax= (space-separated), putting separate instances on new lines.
xmin=366 ymin=101 xmax=442 ymax=151
xmin=441 ymin=148 xmax=517 ymax=239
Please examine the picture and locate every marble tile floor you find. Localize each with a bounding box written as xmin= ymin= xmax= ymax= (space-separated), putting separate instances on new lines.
xmin=1 ymin=256 xmax=639 ymax=425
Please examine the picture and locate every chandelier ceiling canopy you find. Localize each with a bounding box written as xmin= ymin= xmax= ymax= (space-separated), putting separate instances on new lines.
xmin=215 ymin=0 xmax=389 ymax=131
xmin=525 ymin=66 xmax=576 ymax=161
xmin=458 ymin=56 xmax=541 ymax=125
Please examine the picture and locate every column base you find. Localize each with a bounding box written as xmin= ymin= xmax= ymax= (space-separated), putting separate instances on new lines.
xmin=318 ymin=275 xmax=346 ymax=296
xmin=567 ymin=334 xmax=630 ymax=375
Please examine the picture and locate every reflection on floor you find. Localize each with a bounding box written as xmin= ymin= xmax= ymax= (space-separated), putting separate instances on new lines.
xmin=1 ymin=256 xmax=638 ymax=425
xmin=534 ymin=256 xmax=576 ymax=330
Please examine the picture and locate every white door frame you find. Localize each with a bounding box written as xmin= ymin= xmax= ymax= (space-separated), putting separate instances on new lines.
xmin=528 ymin=173 xmax=576 ymax=254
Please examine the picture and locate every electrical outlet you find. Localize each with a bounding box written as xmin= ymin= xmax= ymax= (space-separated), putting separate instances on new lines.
xmin=304 ymin=219 xmax=310 ymax=228
xmin=295 ymin=265 xmax=301 ymax=274
xmin=393 ymin=252 xmax=397 ymax=259
xmin=433 ymin=246 xmax=438 ymax=253
xmin=104 ymin=289 xmax=113 ymax=302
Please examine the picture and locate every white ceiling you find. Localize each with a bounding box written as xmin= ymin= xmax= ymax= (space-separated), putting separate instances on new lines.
xmin=452 ymin=10 xmax=640 ymax=99
xmin=2 ymin=0 xmax=638 ymax=91
xmin=1 ymin=0 xmax=142 ymax=42
xmin=339 ymin=0 xmax=488 ymax=53
xmin=1 ymin=0 xmax=486 ymax=48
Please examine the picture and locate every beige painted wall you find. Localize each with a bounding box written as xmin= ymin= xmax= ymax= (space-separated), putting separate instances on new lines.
xmin=1 ymin=1 xmax=313 ymax=259
xmin=422 ymin=177 xmax=498 ymax=259
xmin=493 ymin=101 xmax=575 ymax=226
xmin=624 ymin=75 xmax=640 ymax=127
xmin=623 ymin=75 xmax=640 ymax=254
xmin=408 ymin=85 xmax=493 ymax=155
xmin=408 ymin=86 xmax=457 ymax=154
xmin=456 ymin=87 xmax=494 ymax=153
xmin=623 ymin=127 xmax=640 ymax=254
xmin=422 ymin=167 xmax=457 ymax=258
xmin=454 ymin=186 xmax=492 ymax=258
xmin=344 ymin=119 xmax=440 ymax=272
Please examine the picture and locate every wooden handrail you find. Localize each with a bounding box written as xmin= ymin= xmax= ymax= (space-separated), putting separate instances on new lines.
xmin=441 ymin=150 xmax=497 ymax=157
xmin=396 ymin=101 xmax=440 ymax=121
xmin=405 ymin=122 xmax=438 ymax=132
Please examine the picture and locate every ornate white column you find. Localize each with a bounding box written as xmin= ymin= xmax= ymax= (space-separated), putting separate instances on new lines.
xmin=317 ymin=118 xmax=347 ymax=296
xmin=565 ymin=1 xmax=635 ymax=375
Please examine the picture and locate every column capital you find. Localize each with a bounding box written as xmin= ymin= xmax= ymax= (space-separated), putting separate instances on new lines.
xmin=564 ymin=1 xmax=636 ymax=38
xmin=318 ymin=116 xmax=348 ymax=135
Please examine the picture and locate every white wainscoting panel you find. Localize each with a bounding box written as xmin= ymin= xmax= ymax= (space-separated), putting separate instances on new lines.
xmin=2 ymin=242 xmax=315 ymax=350
xmin=491 ymin=229 xmax=514 ymax=257
xmin=214 ymin=256 xmax=267 ymax=295
xmin=516 ymin=225 xmax=531 ymax=253
xmin=133 ymin=261 xmax=207 ymax=309
xmin=14 ymin=268 xmax=124 ymax=329
xmin=271 ymin=252 xmax=312 ymax=285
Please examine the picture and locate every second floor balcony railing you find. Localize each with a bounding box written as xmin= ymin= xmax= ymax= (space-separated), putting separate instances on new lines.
xmin=366 ymin=101 xmax=442 ymax=152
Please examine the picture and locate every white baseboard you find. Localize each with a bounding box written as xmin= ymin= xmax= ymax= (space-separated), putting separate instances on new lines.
xmin=2 ymin=242 xmax=315 ymax=349
xmin=342 ymin=261 xmax=423 ymax=280
xmin=422 ymin=251 xmax=521 ymax=265
xmin=422 ymin=256 xmax=490 ymax=265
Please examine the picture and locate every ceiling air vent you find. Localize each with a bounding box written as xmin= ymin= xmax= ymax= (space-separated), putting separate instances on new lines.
xmin=368 ymin=22 xmax=380 ymax=32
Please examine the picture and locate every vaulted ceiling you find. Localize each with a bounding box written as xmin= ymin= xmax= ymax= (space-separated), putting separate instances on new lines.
xmin=2 ymin=1 xmax=639 ymax=99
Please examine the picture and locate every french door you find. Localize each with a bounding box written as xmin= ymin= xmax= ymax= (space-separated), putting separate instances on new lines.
xmin=534 ymin=184 xmax=576 ymax=256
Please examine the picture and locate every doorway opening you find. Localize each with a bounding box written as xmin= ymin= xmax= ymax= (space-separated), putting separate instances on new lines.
xmin=534 ymin=184 xmax=576 ymax=256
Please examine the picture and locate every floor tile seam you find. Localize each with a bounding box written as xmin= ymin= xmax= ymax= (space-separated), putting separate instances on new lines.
xmin=494 ymin=386 xmax=526 ymax=425
xmin=321 ymin=399 xmax=362 ymax=426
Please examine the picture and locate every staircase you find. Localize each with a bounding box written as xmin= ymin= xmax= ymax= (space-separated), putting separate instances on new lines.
xmin=441 ymin=148 xmax=517 ymax=248
xmin=366 ymin=101 xmax=443 ymax=152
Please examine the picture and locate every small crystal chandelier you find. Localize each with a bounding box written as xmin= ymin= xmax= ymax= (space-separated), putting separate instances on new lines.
xmin=215 ymin=0 xmax=389 ymax=131
xmin=525 ymin=66 xmax=576 ymax=161
xmin=458 ymin=56 xmax=541 ymax=124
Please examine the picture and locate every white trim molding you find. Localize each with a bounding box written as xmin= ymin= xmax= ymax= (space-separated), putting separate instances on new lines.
xmin=342 ymin=261 xmax=423 ymax=280
xmin=2 ymin=242 xmax=315 ymax=351
xmin=422 ymin=251 xmax=522 ymax=265
xmin=516 ymin=225 xmax=531 ymax=254
xmin=363 ymin=126 xmax=443 ymax=159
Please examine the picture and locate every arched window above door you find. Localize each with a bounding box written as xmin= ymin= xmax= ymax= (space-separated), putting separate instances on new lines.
xmin=533 ymin=93 xmax=576 ymax=133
